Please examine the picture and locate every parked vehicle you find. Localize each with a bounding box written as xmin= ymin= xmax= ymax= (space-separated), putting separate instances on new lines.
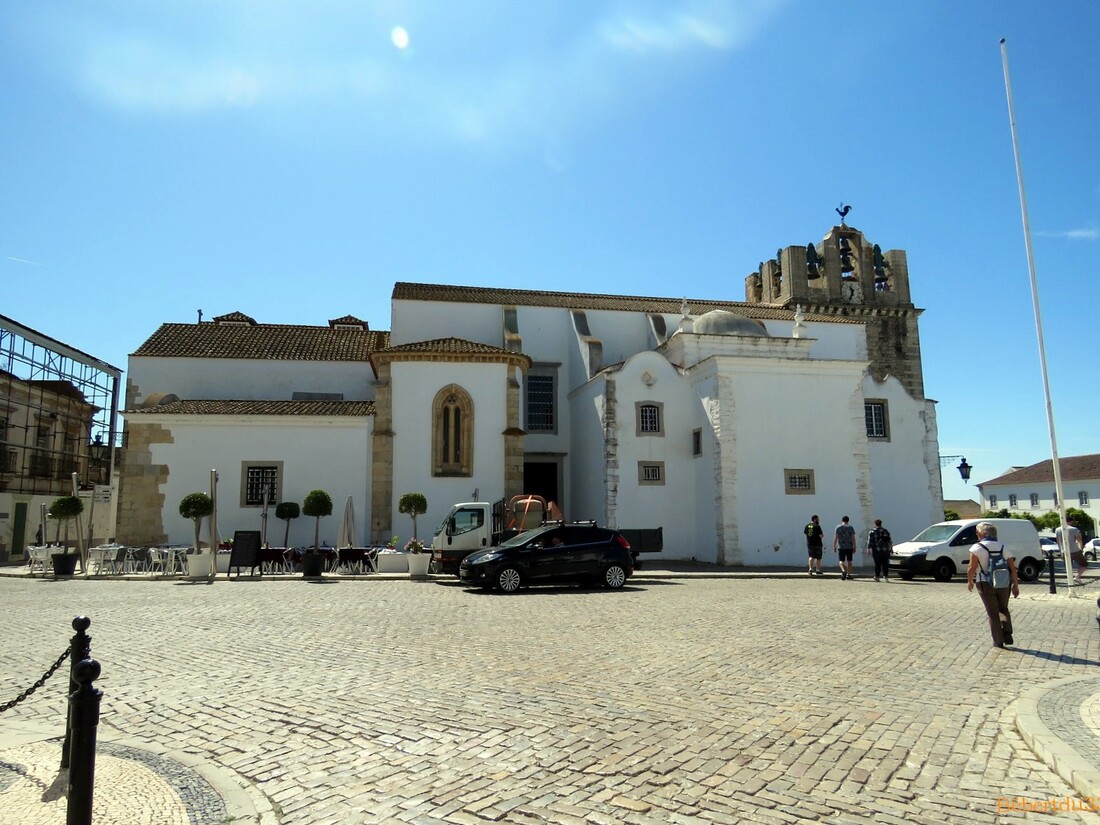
xmin=1086 ymin=538 xmax=1100 ymax=562
xmin=888 ymin=518 xmax=1043 ymax=582
xmin=458 ymin=523 xmax=633 ymax=592
xmin=432 ymin=495 xmax=662 ymax=574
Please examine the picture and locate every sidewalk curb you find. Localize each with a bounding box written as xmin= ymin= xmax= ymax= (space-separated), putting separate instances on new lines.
xmin=1017 ymin=675 xmax=1100 ymax=802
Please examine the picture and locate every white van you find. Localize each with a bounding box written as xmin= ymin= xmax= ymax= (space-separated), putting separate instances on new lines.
xmin=888 ymin=518 xmax=1043 ymax=582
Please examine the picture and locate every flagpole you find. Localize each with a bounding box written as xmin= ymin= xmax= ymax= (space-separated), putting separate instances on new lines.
xmin=999 ymin=38 xmax=1073 ymax=595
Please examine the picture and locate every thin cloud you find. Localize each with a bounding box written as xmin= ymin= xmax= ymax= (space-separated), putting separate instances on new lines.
xmin=26 ymin=1 xmax=782 ymax=148
xmin=1036 ymin=228 xmax=1099 ymax=241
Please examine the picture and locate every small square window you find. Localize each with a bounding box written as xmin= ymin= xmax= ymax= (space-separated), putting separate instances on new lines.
xmin=785 ymin=469 xmax=815 ymax=495
xmin=1030 ymin=493 xmax=1039 ymax=507
xmin=241 ymin=463 xmax=281 ymax=507
xmin=1080 ymin=491 xmax=1090 ymax=507
xmin=638 ymin=461 xmax=665 ymax=485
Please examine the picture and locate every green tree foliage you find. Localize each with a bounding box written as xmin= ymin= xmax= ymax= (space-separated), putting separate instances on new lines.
xmin=179 ymin=492 xmax=214 ymax=552
xmin=1066 ymin=507 xmax=1095 ymax=536
xmin=276 ymin=501 xmax=300 ymax=548
xmin=303 ymin=490 xmax=333 ymax=551
xmin=943 ymin=508 xmax=960 ymax=521
xmin=49 ymin=495 xmax=84 ymax=554
xmin=398 ymin=492 xmax=428 ymax=540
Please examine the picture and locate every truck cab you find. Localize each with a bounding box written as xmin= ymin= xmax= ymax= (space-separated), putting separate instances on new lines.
xmin=432 ymin=496 xmax=550 ymax=574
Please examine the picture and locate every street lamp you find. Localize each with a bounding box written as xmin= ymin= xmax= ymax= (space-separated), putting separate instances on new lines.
xmin=939 ymin=455 xmax=972 ymax=482
xmin=88 ymin=434 xmax=111 ymax=484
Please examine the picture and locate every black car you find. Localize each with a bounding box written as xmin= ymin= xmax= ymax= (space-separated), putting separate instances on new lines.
xmin=458 ymin=523 xmax=633 ymax=592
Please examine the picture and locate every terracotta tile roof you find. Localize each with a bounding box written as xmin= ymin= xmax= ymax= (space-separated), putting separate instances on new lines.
xmin=979 ymin=454 xmax=1100 ymax=486
xmin=391 ymin=282 xmax=862 ymax=323
xmin=328 ymin=315 xmax=369 ymax=328
xmin=124 ymin=399 xmax=374 ymax=416
xmin=213 ymin=311 xmax=257 ymax=324
xmin=132 ymin=323 xmax=389 ymax=361
xmin=378 ymin=337 xmax=518 ymax=356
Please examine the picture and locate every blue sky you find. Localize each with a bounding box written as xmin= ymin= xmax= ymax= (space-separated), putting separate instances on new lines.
xmin=2 ymin=1 xmax=1097 ymax=507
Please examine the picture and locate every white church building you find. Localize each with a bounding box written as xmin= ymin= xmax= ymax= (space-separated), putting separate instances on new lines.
xmin=117 ymin=222 xmax=945 ymax=566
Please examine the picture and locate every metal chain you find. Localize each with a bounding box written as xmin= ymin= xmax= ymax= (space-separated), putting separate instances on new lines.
xmin=0 ymin=648 xmax=71 ymax=714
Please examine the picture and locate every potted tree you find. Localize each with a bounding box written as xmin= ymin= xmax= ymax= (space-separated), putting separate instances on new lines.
xmin=399 ymin=492 xmax=430 ymax=578
xmin=48 ymin=495 xmax=83 ymax=577
xmin=179 ymin=492 xmax=215 ymax=577
xmin=276 ymin=501 xmax=300 ymax=549
xmin=301 ymin=489 xmax=332 ymax=577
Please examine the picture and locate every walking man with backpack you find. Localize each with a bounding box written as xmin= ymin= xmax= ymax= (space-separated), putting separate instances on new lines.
xmin=966 ymin=521 xmax=1020 ymax=648
xmin=867 ymin=519 xmax=892 ymax=581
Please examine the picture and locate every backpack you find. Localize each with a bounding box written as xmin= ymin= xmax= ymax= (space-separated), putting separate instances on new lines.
xmin=978 ymin=542 xmax=1011 ymax=589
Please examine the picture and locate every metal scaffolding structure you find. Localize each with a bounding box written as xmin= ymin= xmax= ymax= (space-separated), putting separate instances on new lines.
xmin=0 ymin=314 xmax=122 ymax=495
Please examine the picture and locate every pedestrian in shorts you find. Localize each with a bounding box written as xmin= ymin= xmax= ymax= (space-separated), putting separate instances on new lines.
xmin=834 ymin=516 xmax=857 ymax=580
xmin=804 ymin=515 xmax=824 ymax=576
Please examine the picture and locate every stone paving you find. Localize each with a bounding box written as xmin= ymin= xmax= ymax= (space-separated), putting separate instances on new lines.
xmin=2 ymin=569 xmax=1100 ymax=823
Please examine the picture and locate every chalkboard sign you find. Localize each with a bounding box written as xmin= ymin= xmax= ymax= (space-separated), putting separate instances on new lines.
xmin=229 ymin=530 xmax=262 ymax=577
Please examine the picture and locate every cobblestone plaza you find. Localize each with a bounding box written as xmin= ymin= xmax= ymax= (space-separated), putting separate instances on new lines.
xmin=2 ymin=572 xmax=1099 ymax=824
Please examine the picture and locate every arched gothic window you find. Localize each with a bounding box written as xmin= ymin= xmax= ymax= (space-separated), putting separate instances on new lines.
xmin=433 ymin=385 xmax=473 ymax=477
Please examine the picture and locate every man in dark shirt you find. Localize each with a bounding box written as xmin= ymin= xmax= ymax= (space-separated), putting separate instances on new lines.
xmin=867 ymin=519 xmax=893 ymax=581
xmin=804 ymin=515 xmax=825 ymax=576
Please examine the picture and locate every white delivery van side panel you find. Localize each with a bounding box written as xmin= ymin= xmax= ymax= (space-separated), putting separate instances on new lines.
xmin=889 ymin=518 xmax=1042 ymax=583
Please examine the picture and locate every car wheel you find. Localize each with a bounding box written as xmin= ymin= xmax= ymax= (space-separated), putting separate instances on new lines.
xmin=1017 ymin=557 xmax=1041 ymax=583
xmin=496 ymin=566 xmax=522 ymax=593
xmin=603 ymin=564 xmax=627 ymax=589
xmin=932 ymin=558 xmax=955 ymax=582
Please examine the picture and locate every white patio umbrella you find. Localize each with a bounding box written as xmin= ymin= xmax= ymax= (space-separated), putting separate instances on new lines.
xmin=337 ymin=496 xmax=357 ymax=548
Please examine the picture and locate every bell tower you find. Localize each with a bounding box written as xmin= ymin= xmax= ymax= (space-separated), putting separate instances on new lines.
xmin=743 ymin=218 xmax=924 ymax=398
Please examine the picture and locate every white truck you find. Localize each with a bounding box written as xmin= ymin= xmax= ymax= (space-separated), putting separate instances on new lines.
xmin=431 ymin=495 xmax=663 ymax=574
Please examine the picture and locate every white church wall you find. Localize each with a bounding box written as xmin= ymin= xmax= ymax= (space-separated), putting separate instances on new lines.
xmin=864 ymin=375 xmax=942 ymax=543
xmin=390 ymin=300 xmax=502 ymax=349
xmin=388 ymin=361 xmax=508 ymax=543
xmin=566 ymin=379 xmax=607 ymax=524
xmin=759 ymin=320 xmax=865 ymax=361
xmin=141 ymin=416 xmax=371 ymax=547
xmin=689 ymin=372 xmax=721 ymax=563
xmin=714 ymin=358 xmax=868 ymax=568
xmin=128 ymin=357 xmax=375 ymax=405
xmin=611 ymin=352 xmax=700 ymax=560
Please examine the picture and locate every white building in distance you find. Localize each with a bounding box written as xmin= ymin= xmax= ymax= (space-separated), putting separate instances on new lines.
xmin=118 ymin=223 xmax=944 ymax=565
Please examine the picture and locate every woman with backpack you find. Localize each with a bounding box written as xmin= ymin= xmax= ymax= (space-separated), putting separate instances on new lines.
xmin=966 ymin=521 xmax=1020 ymax=648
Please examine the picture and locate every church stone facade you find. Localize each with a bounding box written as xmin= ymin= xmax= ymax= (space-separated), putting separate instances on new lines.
xmin=118 ymin=224 xmax=943 ymax=566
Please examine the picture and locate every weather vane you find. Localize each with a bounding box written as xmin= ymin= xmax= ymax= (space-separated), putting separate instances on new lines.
xmin=836 ymin=203 xmax=851 ymax=226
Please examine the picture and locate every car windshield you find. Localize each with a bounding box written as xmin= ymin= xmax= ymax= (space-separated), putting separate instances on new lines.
xmin=909 ymin=524 xmax=961 ymax=543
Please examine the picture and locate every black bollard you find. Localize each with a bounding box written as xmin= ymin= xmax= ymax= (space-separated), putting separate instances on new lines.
xmin=66 ymin=657 xmax=102 ymax=825
xmin=1047 ymin=550 xmax=1057 ymax=594
xmin=61 ymin=616 xmax=92 ymax=770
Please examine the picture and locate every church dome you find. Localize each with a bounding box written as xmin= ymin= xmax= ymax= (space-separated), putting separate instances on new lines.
xmin=693 ymin=310 xmax=770 ymax=337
